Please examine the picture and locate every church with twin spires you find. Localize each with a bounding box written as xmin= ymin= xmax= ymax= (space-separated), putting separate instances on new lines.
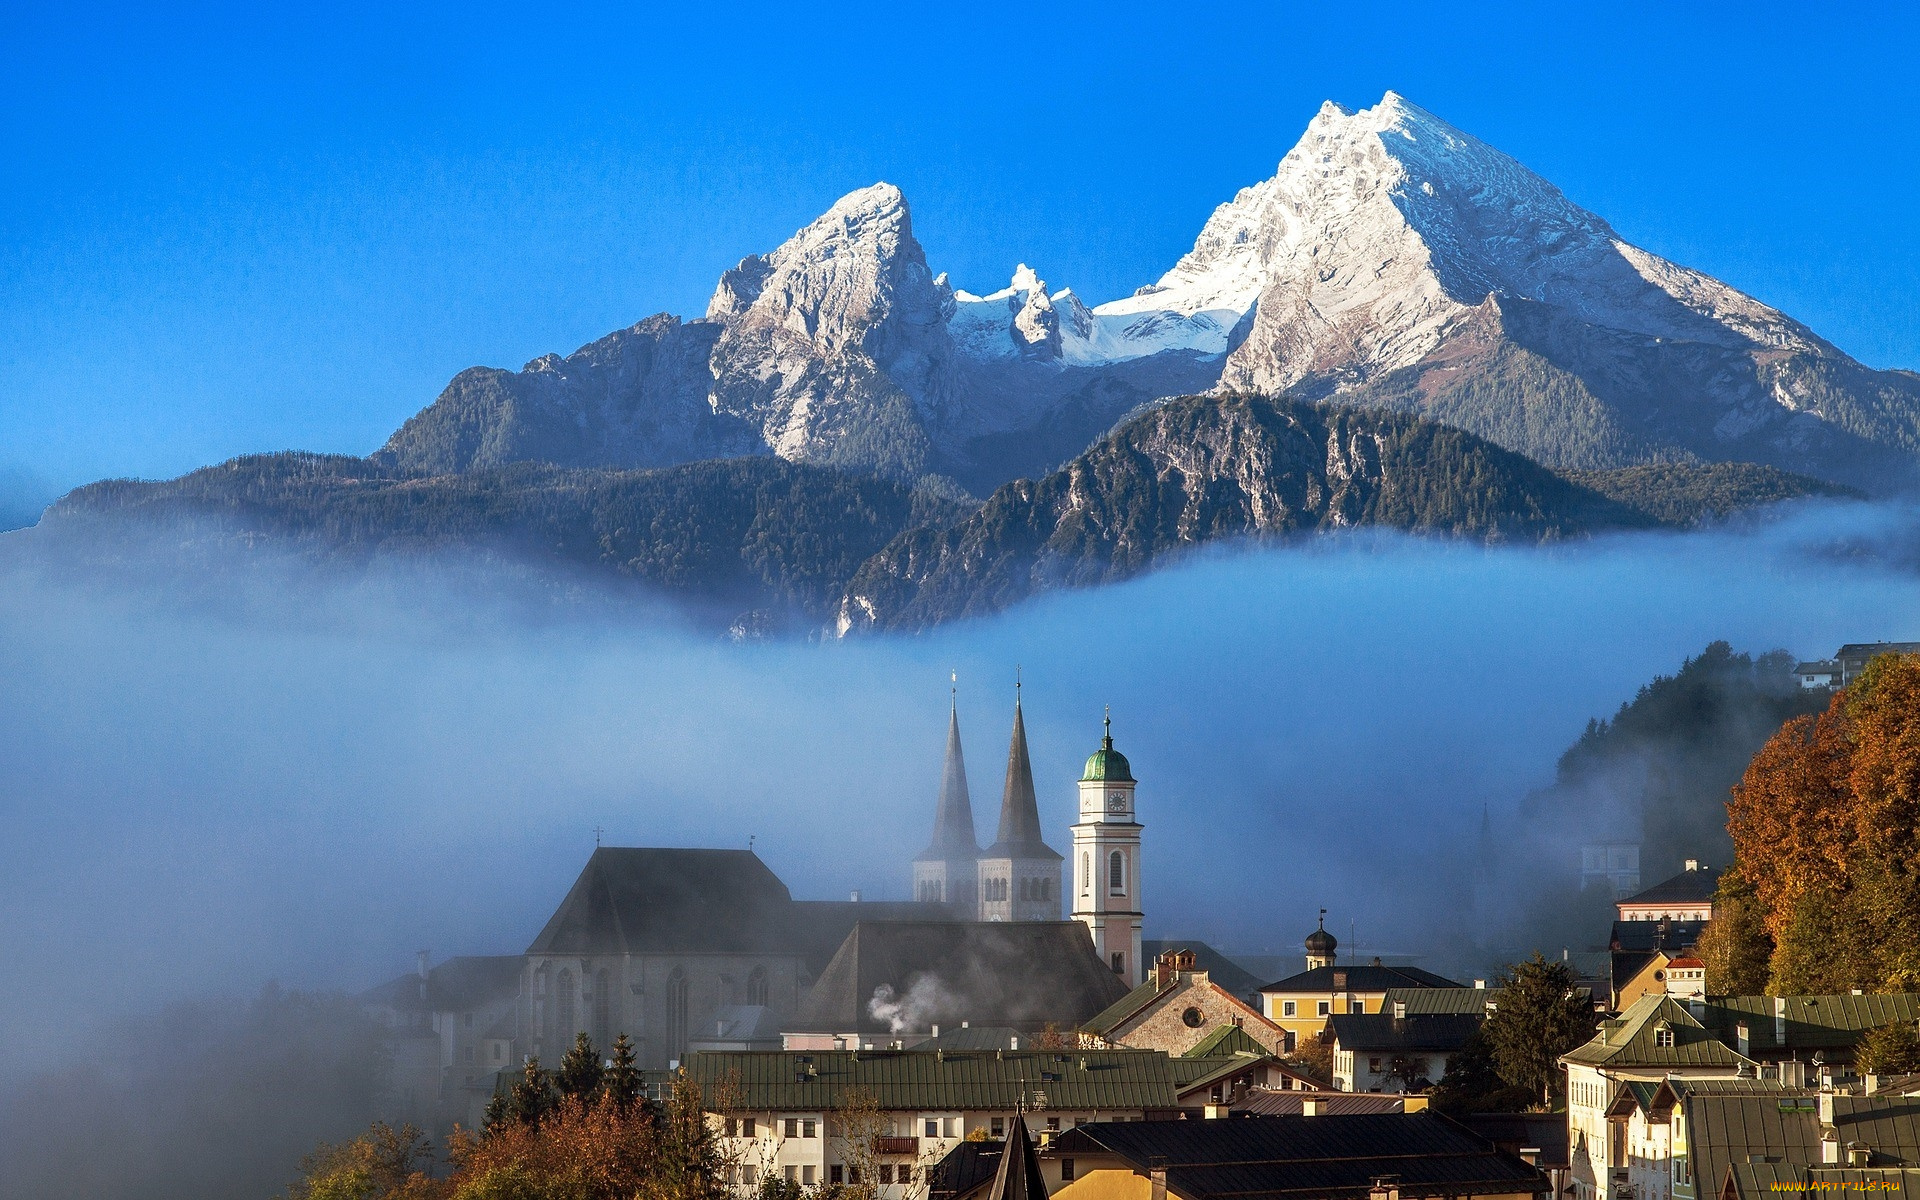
xmin=912 ymin=685 xmax=1145 ymax=986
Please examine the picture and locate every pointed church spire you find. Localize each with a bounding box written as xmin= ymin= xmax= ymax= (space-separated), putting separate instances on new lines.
xmin=986 ymin=679 xmax=1055 ymax=858
xmin=916 ymin=681 xmax=980 ymax=860
xmin=986 ymin=1115 xmax=1047 ymax=1200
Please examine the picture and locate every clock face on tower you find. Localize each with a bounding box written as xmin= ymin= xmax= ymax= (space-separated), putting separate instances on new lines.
xmin=1106 ymin=793 xmax=1128 ymax=813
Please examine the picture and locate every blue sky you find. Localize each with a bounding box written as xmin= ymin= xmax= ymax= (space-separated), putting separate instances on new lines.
xmin=3 ymin=1 xmax=1917 ymax=496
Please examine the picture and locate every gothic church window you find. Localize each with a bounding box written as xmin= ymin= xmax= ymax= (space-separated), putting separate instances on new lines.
xmin=747 ymin=966 xmax=768 ymax=1006
xmin=1109 ymin=851 xmax=1126 ymax=895
xmin=594 ymin=968 xmax=611 ymax=1049
xmin=556 ymin=968 xmax=576 ymax=1040
xmin=666 ymin=968 xmax=690 ymax=1063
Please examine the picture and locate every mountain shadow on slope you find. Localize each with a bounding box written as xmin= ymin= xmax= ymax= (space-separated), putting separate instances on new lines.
xmin=834 ymin=392 xmax=1663 ymax=633
xmin=1313 ymin=297 xmax=1920 ymax=493
xmin=40 ymin=454 xmax=966 ymax=631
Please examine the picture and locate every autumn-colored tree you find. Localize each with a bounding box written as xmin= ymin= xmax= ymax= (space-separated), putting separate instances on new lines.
xmin=283 ymin=1121 xmax=439 ymax=1200
xmin=1725 ymin=653 xmax=1920 ymax=993
xmin=1856 ymin=1021 xmax=1920 ymax=1075
xmin=446 ymin=1092 xmax=658 ymax=1200
xmin=1285 ymin=1031 xmax=1334 ymax=1086
xmin=1697 ymin=865 xmax=1773 ymax=994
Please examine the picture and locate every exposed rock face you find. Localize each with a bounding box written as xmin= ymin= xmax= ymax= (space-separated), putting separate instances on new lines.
xmin=834 ymin=392 xmax=1654 ymax=634
xmin=1162 ymin=93 xmax=1920 ymax=490
xmin=377 ymin=96 xmax=1920 ymax=492
xmin=704 ymin=183 xmax=958 ymax=478
xmin=377 ymin=315 xmax=751 ymax=474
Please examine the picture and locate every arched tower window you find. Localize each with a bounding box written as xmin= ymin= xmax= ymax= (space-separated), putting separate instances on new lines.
xmin=537 ymin=964 xmax=552 ymax=1050
xmin=666 ymin=968 xmax=690 ymax=1064
xmin=556 ymin=968 xmax=576 ymax=1040
xmin=1109 ymin=851 xmax=1125 ymax=895
xmin=747 ymin=965 xmax=769 ymax=1007
xmin=593 ymin=968 xmax=611 ymax=1050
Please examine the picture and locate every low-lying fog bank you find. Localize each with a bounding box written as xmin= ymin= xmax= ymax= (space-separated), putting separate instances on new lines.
xmin=1 ymin=497 xmax=1916 ymax=1193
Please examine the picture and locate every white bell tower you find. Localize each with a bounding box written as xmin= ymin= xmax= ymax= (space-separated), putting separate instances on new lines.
xmin=1072 ymin=711 xmax=1143 ymax=987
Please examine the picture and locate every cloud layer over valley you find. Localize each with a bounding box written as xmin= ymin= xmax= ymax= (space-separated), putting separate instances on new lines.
xmin=5 ymin=503 xmax=1918 ymax=1076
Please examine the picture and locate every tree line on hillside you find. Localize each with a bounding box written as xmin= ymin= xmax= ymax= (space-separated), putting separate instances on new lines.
xmin=36 ymin=394 xmax=1848 ymax=635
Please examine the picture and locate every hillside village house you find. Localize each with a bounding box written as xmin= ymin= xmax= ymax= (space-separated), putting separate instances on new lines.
xmin=686 ymin=1047 xmax=1191 ymax=1194
xmin=1561 ymin=995 xmax=1753 ymax=1200
xmin=1617 ymin=863 xmax=1718 ymax=923
xmin=1256 ymin=919 xmax=1461 ymax=1049
xmin=1040 ymin=1112 xmax=1550 ymax=1200
xmin=1795 ymin=643 xmax=1920 ymax=690
xmin=1329 ymin=1010 xmax=1481 ymax=1093
xmin=1079 ymin=949 xmax=1290 ymax=1058
xmin=1551 ymin=985 xmax=1920 ymax=1200
xmin=1609 ymin=863 xmax=1718 ymax=1009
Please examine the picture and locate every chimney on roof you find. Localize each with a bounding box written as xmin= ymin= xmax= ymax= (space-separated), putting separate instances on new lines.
xmin=1474 ymin=979 xmax=1486 ymax=989
xmin=1155 ymin=950 xmax=1180 ymax=988
xmin=1686 ymin=859 xmax=1700 ymax=871
xmin=851 ymin=889 xmax=861 ymax=902
xmin=931 ymin=1024 xmax=940 ymax=1038
xmin=1302 ymin=1097 xmax=1325 ymax=1117
xmin=416 ymin=950 xmax=430 ymax=980
xmin=1393 ymin=1001 xmax=1407 ymax=1020
xmin=1010 ymin=1035 xmax=1021 ymax=1050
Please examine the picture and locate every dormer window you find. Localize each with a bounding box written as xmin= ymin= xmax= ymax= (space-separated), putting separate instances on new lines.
xmin=1654 ymin=1022 xmax=1674 ymax=1048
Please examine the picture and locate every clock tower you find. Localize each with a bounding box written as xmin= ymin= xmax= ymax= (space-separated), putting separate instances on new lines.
xmin=1071 ymin=712 xmax=1143 ymax=987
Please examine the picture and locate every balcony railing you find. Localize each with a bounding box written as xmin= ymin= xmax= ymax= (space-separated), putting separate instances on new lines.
xmin=874 ymin=1137 xmax=918 ymax=1155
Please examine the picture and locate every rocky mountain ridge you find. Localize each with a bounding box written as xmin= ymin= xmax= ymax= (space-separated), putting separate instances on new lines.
xmin=374 ymin=92 xmax=1920 ymax=496
xmin=32 ymin=397 xmax=1849 ymax=637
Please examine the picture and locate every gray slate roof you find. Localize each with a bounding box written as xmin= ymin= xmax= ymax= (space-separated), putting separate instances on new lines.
xmin=1685 ymin=1092 xmax=1825 ymax=1200
xmin=1233 ymin=1091 xmax=1405 ymax=1117
xmin=1618 ymin=866 xmax=1720 ymax=907
xmin=526 ymin=848 xmax=795 ymax=956
xmin=791 ymin=920 xmax=1128 ymax=1035
xmin=525 ymin=848 xmax=952 ymax=965
xmin=1562 ymin=995 xmax=1752 ymax=1070
xmin=1699 ymin=994 xmax=1920 ymax=1058
xmin=683 ymin=1047 xmax=1183 ymax=1111
xmin=361 ymin=955 xmax=523 ymax=1013
xmin=1329 ymin=1013 xmax=1482 ymax=1053
xmin=1049 ymin=1113 xmax=1549 ymax=1200
xmin=1260 ymin=964 xmax=1464 ymax=994
xmin=1381 ymin=987 xmax=1501 ymax=1016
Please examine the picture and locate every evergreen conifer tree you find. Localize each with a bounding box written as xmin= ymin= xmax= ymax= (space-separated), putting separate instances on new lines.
xmin=1482 ymin=953 xmax=1597 ymax=1107
xmin=481 ymin=1091 xmax=508 ymax=1135
xmin=605 ymin=1032 xmax=643 ymax=1116
xmin=556 ymin=1031 xmax=604 ymax=1108
xmin=508 ymin=1055 xmax=555 ymax=1128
